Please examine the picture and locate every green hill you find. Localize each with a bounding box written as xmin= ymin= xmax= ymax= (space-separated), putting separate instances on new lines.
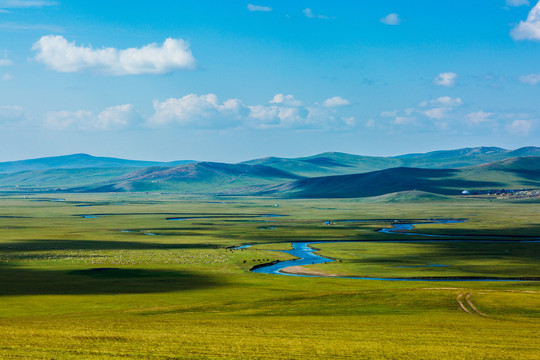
xmin=0 ymin=154 xmax=195 ymax=174
xmin=84 ymin=162 xmax=304 ymax=193
xmin=237 ymin=157 xmax=540 ymax=198
xmin=0 ymin=167 xmax=137 ymax=189
xmin=242 ymin=147 xmax=540 ymax=177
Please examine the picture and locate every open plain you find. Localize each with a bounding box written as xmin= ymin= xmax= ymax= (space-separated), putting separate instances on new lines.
xmin=0 ymin=193 xmax=538 ymax=359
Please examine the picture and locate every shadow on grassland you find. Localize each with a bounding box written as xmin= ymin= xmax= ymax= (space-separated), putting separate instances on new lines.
xmin=0 ymin=239 xmax=218 ymax=251
xmin=0 ymin=264 xmax=222 ymax=296
xmin=343 ymin=241 xmax=540 ymax=278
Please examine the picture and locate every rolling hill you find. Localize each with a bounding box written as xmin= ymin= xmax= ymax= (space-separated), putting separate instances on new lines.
xmin=242 ymin=146 xmax=540 ymax=177
xmin=234 ymin=157 xmax=540 ymax=198
xmin=83 ymin=162 xmax=304 ymax=193
xmin=0 ymin=167 xmax=138 ymax=189
xmin=1 ymin=147 xmax=538 ymax=196
xmin=0 ymin=153 xmax=195 ymax=174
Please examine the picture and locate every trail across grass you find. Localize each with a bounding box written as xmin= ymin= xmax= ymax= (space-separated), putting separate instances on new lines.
xmin=0 ymin=193 xmax=538 ymax=359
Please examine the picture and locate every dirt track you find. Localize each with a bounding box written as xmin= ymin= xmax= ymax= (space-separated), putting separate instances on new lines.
xmin=457 ymin=292 xmax=488 ymax=317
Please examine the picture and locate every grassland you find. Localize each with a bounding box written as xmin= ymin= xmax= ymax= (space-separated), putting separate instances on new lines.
xmin=0 ymin=193 xmax=538 ymax=359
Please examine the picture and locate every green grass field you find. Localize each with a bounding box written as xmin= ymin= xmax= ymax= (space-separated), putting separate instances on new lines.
xmin=0 ymin=193 xmax=538 ymax=359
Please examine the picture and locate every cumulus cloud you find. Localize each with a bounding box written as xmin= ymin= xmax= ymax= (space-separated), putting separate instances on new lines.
xmin=2 ymin=73 xmax=12 ymax=80
xmin=506 ymin=0 xmax=529 ymax=6
xmin=45 ymin=104 xmax=139 ymax=130
xmin=519 ymin=73 xmax=540 ymax=84
xmin=424 ymin=108 xmax=449 ymax=120
xmin=0 ymin=105 xmax=24 ymax=122
xmin=32 ymin=35 xmax=196 ymax=75
xmin=322 ymin=96 xmax=350 ymax=107
xmin=466 ymin=111 xmax=493 ymax=125
xmin=380 ymin=13 xmax=400 ymax=25
xmin=421 ymin=96 xmax=463 ymax=107
xmin=148 ymin=93 xmax=354 ymax=130
xmin=247 ymin=4 xmax=272 ymax=12
xmin=506 ymin=119 xmax=534 ymax=135
xmin=149 ymin=94 xmax=246 ymax=128
xmin=421 ymin=97 xmax=463 ymax=119
xmin=269 ymin=93 xmax=303 ymax=107
xmin=511 ymin=1 xmax=540 ymax=41
xmin=434 ymin=72 xmax=457 ymax=87
xmin=248 ymin=94 xmax=353 ymax=129
xmin=382 ymin=96 xmax=463 ymax=125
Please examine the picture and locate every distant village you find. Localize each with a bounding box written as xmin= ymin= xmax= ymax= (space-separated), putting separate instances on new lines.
xmin=463 ymin=189 xmax=540 ymax=199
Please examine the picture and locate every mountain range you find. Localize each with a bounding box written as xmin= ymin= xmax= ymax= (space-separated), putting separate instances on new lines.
xmin=0 ymin=146 xmax=539 ymax=198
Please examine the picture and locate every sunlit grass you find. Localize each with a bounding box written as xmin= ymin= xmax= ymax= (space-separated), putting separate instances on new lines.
xmin=0 ymin=193 xmax=538 ymax=358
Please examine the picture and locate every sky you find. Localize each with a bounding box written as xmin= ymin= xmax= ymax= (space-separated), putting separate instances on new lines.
xmin=1 ymin=0 xmax=540 ymax=162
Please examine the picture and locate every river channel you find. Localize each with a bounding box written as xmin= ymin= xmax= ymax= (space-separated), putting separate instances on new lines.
xmin=241 ymin=220 xmax=538 ymax=281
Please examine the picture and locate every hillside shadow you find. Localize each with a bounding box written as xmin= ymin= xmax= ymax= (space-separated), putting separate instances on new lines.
xmin=0 ymin=239 xmax=217 ymax=251
xmin=344 ymin=240 xmax=540 ymax=277
xmin=0 ymin=264 xmax=221 ymax=296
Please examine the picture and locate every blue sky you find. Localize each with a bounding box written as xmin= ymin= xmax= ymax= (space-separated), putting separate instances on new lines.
xmin=0 ymin=0 xmax=539 ymax=162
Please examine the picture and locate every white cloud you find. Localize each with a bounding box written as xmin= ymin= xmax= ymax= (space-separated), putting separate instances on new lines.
xmin=149 ymin=94 xmax=246 ymax=128
xmin=302 ymin=8 xmax=331 ymax=19
xmin=45 ymin=104 xmax=138 ymax=130
xmin=511 ymin=1 xmax=540 ymax=41
xmin=247 ymin=4 xmax=272 ymax=12
xmin=148 ymin=93 xmax=354 ymax=130
xmin=383 ymin=96 xmax=463 ymax=125
xmin=506 ymin=0 xmax=529 ymax=6
xmin=322 ymin=96 xmax=350 ymax=107
xmin=393 ymin=116 xmax=415 ymax=125
xmin=519 ymin=73 xmax=540 ymax=84
xmin=96 ymin=104 xmax=139 ymax=130
xmin=249 ymin=104 xmax=308 ymax=128
xmin=380 ymin=13 xmax=400 ymax=25
xmin=424 ymin=107 xmax=449 ymax=120
xmin=0 ymin=0 xmax=56 ymax=8
xmin=422 ymin=97 xmax=462 ymax=119
xmin=0 ymin=105 xmax=24 ymax=122
xmin=466 ymin=111 xmax=493 ymax=124
xmin=269 ymin=93 xmax=303 ymax=107
xmin=32 ymin=35 xmax=196 ymax=75
xmin=506 ymin=119 xmax=534 ymax=135
xmin=434 ymin=72 xmax=457 ymax=87
xmin=426 ymin=96 xmax=463 ymax=107
xmin=2 ymin=73 xmax=12 ymax=80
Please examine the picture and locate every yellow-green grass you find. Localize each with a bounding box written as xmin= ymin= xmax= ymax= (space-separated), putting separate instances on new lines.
xmin=0 ymin=193 xmax=538 ymax=359
xmin=305 ymin=241 xmax=540 ymax=279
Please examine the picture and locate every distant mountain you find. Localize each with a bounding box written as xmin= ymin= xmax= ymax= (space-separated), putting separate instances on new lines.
xmin=235 ymin=156 xmax=540 ymax=198
xmin=243 ymin=147 xmax=540 ymax=177
xmin=242 ymin=152 xmax=402 ymax=177
xmin=394 ymin=146 xmax=524 ymax=168
xmin=1 ymin=147 xmax=538 ymax=196
xmin=0 ymin=154 xmax=195 ymax=174
xmin=0 ymin=167 xmax=137 ymax=188
xmin=83 ymin=161 xmax=304 ymax=193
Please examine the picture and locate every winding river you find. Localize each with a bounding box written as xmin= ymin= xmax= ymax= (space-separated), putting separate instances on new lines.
xmin=241 ymin=220 xmax=539 ymax=281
